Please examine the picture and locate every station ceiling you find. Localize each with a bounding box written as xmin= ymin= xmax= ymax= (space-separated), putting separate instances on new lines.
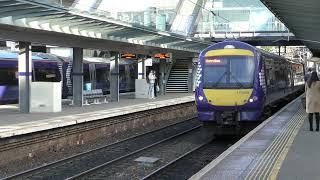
xmin=261 ymin=0 xmax=320 ymax=57
xmin=0 ymin=0 xmax=211 ymax=56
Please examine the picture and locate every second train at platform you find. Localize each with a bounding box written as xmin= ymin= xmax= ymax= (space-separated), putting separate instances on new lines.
xmin=195 ymin=41 xmax=305 ymax=135
xmin=0 ymin=51 xmax=137 ymax=104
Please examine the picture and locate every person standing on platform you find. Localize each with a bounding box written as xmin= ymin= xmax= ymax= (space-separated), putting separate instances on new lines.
xmin=304 ymin=68 xmax=312 ymax=81
xmin=305 ymin=71 xmax=320 ymax=131
xmin=147 ymin=70 xmax=156 ymax=99
xmin=154 ymin=70 xmax=158 ymax=97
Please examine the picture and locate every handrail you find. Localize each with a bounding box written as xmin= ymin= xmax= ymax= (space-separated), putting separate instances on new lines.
xmin=164 ymin=60 xmax=175 ymax=91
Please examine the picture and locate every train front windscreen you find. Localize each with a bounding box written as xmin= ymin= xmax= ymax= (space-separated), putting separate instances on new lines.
xmin=203 ymin=56 xmax=255 ymax=89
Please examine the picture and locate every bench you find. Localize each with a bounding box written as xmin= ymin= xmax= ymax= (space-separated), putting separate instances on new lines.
xmin=83 ymin=89 xmax=108 ymax=105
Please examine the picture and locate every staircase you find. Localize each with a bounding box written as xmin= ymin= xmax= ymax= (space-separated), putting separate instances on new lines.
xmin=166 ymin=60 xmax=189 ymax=93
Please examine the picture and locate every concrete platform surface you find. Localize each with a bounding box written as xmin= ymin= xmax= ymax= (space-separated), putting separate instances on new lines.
xmin=277 ymin=112 xmax=320 ymax=180
xmin=190 ymin=96 xmax=307 ymax=180
xmin=0 ymin=93 xmax=194 ymax=138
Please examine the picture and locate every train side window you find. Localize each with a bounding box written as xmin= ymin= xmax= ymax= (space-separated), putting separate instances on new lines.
xmin=0 ymin=68 xmax=18 ymax=85
xmin=83 ymin=64 xmax=90 ymax=83
xmin=96 ymin=66 xmax=108 ymax=83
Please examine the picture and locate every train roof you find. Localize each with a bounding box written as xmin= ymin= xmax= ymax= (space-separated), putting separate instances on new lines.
xmin=59 ymin=56 xmax=136 ymax=65
xmin=0 ymin=51 xmax=62 ymax=61
xmin=201 ymin=40 xmax=299 ymax=64
xmin=0 ymin=51 xmax=136 ymax=64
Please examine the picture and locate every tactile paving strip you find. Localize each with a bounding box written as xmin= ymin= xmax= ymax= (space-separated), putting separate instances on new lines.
xmin=245 ymin=106 xmax=306 ymax=180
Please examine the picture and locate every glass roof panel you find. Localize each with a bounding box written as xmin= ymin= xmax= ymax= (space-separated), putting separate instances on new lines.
xmin=170 ymin=0 xmax=197 ymax=36
xmin=194 ymin=0 xmax=288 ymax=36
xmin=25 ymin=0 xmax=288 ymax=41
xmin=74 ymin=0 xmax=97 ymax=11
xmin=68 ymin=0 xmax=181 ymax=33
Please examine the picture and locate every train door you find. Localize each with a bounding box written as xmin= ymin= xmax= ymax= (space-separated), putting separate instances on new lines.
xmin=83 ymin=63 xmax=91 ymax=90
xmin=0 ymin=59 xmax=18 ymax=104
xmin=89 ymin=63 xmax=96 ymax=90
xmin=95 ymin=63 xmax=109 ymax=94
xmin=263 ymin=55 xmax=273 ymax=94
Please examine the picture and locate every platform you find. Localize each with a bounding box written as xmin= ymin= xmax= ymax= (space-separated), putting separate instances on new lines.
xmin=191 ymin=95 xmax=311 ymax=180
xmin=0 ymin=93 xmax=194 ymax=139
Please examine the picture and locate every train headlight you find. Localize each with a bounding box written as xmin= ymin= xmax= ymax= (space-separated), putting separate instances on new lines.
xmin=249 ymin=96 xmax=258 ymax=103
xmin=198 ymin=96 xmax=204 ymax=101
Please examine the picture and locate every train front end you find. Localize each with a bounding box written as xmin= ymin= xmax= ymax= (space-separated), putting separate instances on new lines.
xmin=195 ymin=41 xmax=265 ymax=129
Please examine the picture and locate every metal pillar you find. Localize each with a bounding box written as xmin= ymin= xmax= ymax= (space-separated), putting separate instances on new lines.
xmin=284 ymin=46 xmax=287 ymax=53
xmin=18 ymin=42 xmax=31 ymax=113
xmin=110 ymin=52 xmax=119 ymax=102
xmin=72 ymin=47 xmax=83 ymax=107
xmin=138 ymin=58 xmax=145 ymax=79
xmin=188 ymin=59 xmax=193 ymax=93
xmin=278 ymin=46 xmax=281 ymax=56
xmin=170 ymin=0 xmax=204 ymax=35
xmin=159 ymin=59 xmax=166 ymax=95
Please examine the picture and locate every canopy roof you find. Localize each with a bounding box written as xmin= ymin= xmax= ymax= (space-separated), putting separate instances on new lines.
xmin=0 ymin=0 xmax=211 ymax=55
xmin=261 ymin=0 xmax=320 ymax=57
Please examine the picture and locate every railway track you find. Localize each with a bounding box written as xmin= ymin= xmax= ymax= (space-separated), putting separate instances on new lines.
xmin=68 ymin=122 xmax=213 ymax=179
xmin=4 ymin=95 xmax=298 ymax=179
xmin=3 ymin=118 xmax=200 ymax=180
xmin=141 ymin=139 xmax=237 ymax=180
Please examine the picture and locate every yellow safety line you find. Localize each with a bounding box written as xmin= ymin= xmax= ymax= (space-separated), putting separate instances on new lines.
xmin=251 ymin=112 xmax=302 ymax=180
xmin=245 ymin=115 xmax=296 ymax=179
xmin=261 ymin=113 xmax=302 ymax=178
xmin=247 ymin=116 xmax=298 ymax=180
xmin=259 ymin=122 xmax=297 ymax=179
xmin=268 ymin=112 xmax=305 ymax=180
xmin=262 ymin=113 xmax=303 ymax=179
xmin=245 ymin=107 xmax=305 ymax=180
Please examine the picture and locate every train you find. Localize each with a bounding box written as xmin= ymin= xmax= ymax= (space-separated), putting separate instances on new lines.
xmin=195 ymin=41 xmax=305 ymax=135
xmin=0 ymin=51 xmax=137 ymax=104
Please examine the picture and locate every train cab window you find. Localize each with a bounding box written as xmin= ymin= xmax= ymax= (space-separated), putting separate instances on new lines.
xmin=230 ymin=57 xmax=255 ymax=84
xmin=0 ymin=68 xmax=18 ymax=85
xmin=33 ymin=61 xmax=61 ymax=82
xmin=203 ymin=56 xmax=255 ymax=88
xmin=33 ymin=68 xmax=61 ymax=82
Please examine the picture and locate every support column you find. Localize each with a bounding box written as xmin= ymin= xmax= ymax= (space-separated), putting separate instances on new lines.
xmin=159 ymin=59 xmax=166 ymax=95
xmin=278 ymin=46 xmax=281 ymax=56
xmin=72 ymin=47 xmax=83 ymax=107
xmin=187 ymin=59 xmax=193 ymax=93
xmin=18 ymin=42 xmax=31 ymax=113
xmin=110 ymin=52 xmax=119 ymax=102
xmin=284 ymin=46 xmax=287 ymax=53
xmin=138 ymin=58 xmax=145 ymax=79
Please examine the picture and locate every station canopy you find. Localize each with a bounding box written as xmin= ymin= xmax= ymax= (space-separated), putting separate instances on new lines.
xmin=0 ymin=0 xmax=297 ymax=54
xmin=0 ymin=0 xmax=216 ymax=53
xmin=261 ymin=0 xmax=320 ymax=57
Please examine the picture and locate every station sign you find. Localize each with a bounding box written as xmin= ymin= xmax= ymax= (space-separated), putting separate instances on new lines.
xmin=153 ymin=53 xmax=170 ymax=59
xmin=121 ymin=53 xmax=137 ymax=59
xmin=145 ymin=58 xmax=153 ymax=66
